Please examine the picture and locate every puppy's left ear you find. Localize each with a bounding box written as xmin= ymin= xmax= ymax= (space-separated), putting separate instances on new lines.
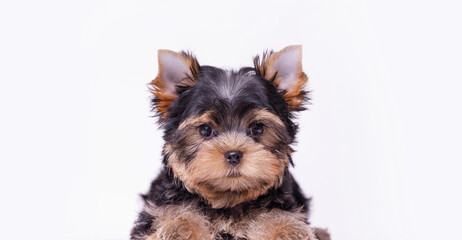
xmin=254 ymin=45 xmax=308 ymax=111
xmin=149 ymin=49 xmax=200 ymax=118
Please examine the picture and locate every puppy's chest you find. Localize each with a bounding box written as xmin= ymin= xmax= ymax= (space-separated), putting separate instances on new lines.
xmin=148 ymin=203 xmax=264 ymax=239
xmin=207 ymin=212 xmax=254 ymax=240
xmin=143 ymin=200 xmax=313 ymax=240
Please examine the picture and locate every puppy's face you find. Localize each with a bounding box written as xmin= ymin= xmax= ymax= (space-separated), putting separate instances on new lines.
xmin=150 ymin=46 xmax=308 ymax=208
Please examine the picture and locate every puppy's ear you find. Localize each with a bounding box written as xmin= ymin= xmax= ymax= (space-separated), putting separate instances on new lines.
xmin=149 ymin=49 xmax=200 ymax=117
xmin=254 ymin=45 xmax=308 ymax=111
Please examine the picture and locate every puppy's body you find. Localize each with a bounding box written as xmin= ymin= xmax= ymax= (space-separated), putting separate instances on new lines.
xmin=131 ymin=46 xmax=329 ymax=240
xmin=131 ymin=169 xmax=312 ymax=240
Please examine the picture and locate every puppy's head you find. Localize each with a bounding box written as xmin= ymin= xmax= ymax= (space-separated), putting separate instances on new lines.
xmin=150 ymin=46 xmax=308 ymax=208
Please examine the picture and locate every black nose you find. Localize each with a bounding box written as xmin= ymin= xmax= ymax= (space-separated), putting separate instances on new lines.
xmin=224 ymin=151 xmax=243 ymax=166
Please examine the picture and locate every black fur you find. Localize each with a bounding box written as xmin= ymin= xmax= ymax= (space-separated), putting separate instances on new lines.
xmin=132 ymin=60 xmax=310 ymax=240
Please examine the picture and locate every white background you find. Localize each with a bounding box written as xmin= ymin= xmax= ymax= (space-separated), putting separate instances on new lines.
xmin=1 ymin=0 xmax=461 ymax=239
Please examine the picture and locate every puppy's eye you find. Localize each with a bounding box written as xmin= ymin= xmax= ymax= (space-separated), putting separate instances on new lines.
xmin=249 ymin=122 xmax=264 ymax=136
xmin=199 ymin=124 xmax=213 ymax=137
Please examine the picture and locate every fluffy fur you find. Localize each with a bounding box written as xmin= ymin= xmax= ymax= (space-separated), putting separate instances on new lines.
xmin=131 ymin=46 xmax=330 ymax=240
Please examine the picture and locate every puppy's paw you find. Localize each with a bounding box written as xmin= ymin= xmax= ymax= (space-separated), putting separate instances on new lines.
xmin=142 ymin=203 xmax=213 ymax=240
xmin=145 ymin=235 xmax=160 ymax=240
xmin=313 ymin=228 xmax=331 ymax=240
xmin=246 ymin=209 xmax=317 ymax=240
xmin=270 ymin=221 xmax=316 ymax=240
xmin=154 ymin=217 xmax=212 ymax=240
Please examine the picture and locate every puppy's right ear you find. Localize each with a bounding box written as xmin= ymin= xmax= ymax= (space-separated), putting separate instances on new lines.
xmin=149 ymin=49 xmax=200 ymax=118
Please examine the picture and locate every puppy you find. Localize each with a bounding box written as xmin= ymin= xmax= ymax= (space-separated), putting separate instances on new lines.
xmin=131 ymin=45 xmax=330 ymax=240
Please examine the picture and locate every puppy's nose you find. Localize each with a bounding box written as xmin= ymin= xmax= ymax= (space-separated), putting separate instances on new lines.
xmin=224 ymin=151 xmax=243 ymax=166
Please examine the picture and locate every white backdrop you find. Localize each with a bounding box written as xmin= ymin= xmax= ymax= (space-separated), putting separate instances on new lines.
xmin=1 ymin=0 xmax=461 ymax=239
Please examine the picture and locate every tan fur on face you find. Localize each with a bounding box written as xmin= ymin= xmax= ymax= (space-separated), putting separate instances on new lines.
xmin=251 ymin=108 xmax=284 ymax=126
xmin=167 ymin=109 xmax=290 ymax=208
xmin=170 ymin=131 xmax=288 ymax=208
xmin=177 ymin=111 xmax=214 ymax=130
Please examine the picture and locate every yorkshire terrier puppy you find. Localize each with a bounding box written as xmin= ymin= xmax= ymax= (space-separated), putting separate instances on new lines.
xmin=131 ymin=45 xmax=330 ymax=240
